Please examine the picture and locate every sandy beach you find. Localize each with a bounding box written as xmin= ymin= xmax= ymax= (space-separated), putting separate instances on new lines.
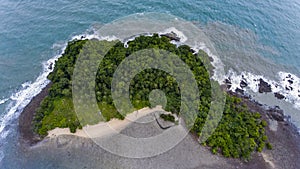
xmin=47 ymin=106 xmax=169 ymax=139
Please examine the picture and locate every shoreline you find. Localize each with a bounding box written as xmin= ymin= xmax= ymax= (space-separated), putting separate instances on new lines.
xmin=18 ymin=83 xmax=52 ymax=145
xmin=47 ymin=106 xmax=170 ymax=139
xmin=18 ymin=82 xmax=300 ymax=168
xmin=19 ymin=84 xmax=300 ymax=168
xmin=228 ymin=91 xmax=300 ymax=168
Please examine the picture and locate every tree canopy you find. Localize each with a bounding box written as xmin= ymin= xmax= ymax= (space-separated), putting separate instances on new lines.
xmin=33 ymin=34 xmax=271 ymax=160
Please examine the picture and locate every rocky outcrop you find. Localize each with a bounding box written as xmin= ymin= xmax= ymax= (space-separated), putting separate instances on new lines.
xmin=161 ymin=32 xmax=180 ymax=42
xmin=235 ymin=88 xmax=244 ymax=95
xmin=48 ymin=63 xmax=53 ymax=70
xmin=258 ymin=78 xmax=272 ymax=93
xmin=225 ymin=78 xmax=232 ymax=89
xmin=274 ymin=93 xmax=285 ymax=100
xmin=266 ymin=106 xmax=285 ymax=122
xmin=240 ymin=80 xmax=248 ymax=88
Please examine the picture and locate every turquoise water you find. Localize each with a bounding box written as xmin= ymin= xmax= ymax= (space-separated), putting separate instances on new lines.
xmin=0 ymin=0 xmax=299 ymax=168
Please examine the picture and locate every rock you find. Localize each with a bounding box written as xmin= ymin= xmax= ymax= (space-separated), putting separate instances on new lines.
xmin=227 ymin=84 xmax=232 ymax=89
xmin=274 ymin=92 xmax=285 ymax=100
xmin=161 ymin=32 xmax=180 ymax=41
xmin=225 ymin=79 xmax=231 ymax=84
xmin=190 ymin=49 xmax=196 ymax=53
xmin=48 ymin=63 xmax=53 ymax=70
xmin=240 ymin=80 xmax=248 ymax=88
xmin=235 ymin=88 xmax=244 ymax=95
xmin=224 ymin=79 xmax=231 ymax=89
xmin=224 ymin=79 xmax=232 ymax=89
xmin=258 ymin=78 xmax=272 ymax=93
xmin=267 ymin=106 xmax=284 ymax=122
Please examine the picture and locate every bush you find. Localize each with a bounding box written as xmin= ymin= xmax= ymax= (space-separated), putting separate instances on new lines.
xmin=160 ymin=114 xmax=175 ymax=122
xmin=266 ymin=142 xmax=273 ymax=150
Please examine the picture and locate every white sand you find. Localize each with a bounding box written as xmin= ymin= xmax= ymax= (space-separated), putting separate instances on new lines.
xmin=47 ymin=105 xmax=167 ymax=138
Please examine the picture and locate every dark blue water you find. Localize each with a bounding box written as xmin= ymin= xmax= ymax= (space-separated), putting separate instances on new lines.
xmin=0 ymin=0 xmax=299 ymax=168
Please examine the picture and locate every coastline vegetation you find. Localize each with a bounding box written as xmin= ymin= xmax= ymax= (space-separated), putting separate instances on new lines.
xmin=160 ymin=114 xmax=176 ymax=123
xmin=33 ymin=34 xmax=271 ymax=160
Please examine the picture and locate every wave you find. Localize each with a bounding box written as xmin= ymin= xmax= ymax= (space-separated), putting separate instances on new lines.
xmin=0 ymin=27 xmax=203 ymax=144
xmin=190 ymin=43 xmax=225 ymax=83
xmin=0 ymin=98 xmax=9 ymax=105
xmin=0 ymin=56 xmax=59 ymax=136
xmin=225 ymin=70 xmax=300 ymax=110
xmin=0 ymin=41 xmax=69 ymax=140
xmin=64 ymin=27 xmax=300 ymax=112
xmin=0 ymin=26 xmax=299 ymax=163
xmin=0 ymin=31 xmax=121 ymax=142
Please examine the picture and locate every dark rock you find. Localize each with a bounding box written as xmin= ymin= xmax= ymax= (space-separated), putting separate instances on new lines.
xmin=240 ymin=80 xmax=248 ymax=88
xmin=267 ymin=106 xmax=285 ymax=121
xmin=288 ymin=80 xmax=294 ymax=84
xmin=286 ymin=86 xmax=293 ymax=91
xmin=274 ymin=92 xmax=285 ymax=100
xmin=225 ymin=79 xmax=232 ymax=89
xmin=161 ymin=32 xmax=180 ymax=42
xmin=227 ymin=85 xmax=232 ymax=89
xmin=258 ymin=78 xmax=272 ymax=93
xmin=225 ymin=78 xmax=231 ymax=84
xmin=235 ymin=88 xmax=244 ymax=95
xmin=190 ymin=49 xmax=196 ymax=53
xmin=48 ymin=63 xmax=53 ymax=70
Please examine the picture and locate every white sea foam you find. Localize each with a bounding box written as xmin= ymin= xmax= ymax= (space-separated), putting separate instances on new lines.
xmin=0 ymin=98 xmax=8 ymax=105
xmin=191 ymin=42 xmax=225 ymax=83
xmin=278 ymin=72 xmax=300 ymax=109
xmin=0 ymin=31 xmax=122 ymax=141
xmin=0 ymin=56 xmax=59 ymax=136
xmin=225 ymin=69 xmax=300 ymax=110
xmin=1 ymin=28 xmax=299 ymax=161
xmin=123 ymin=33 xmax=153 ymax=48
xmin=0 ymin=41 xmax=68 ymax=139
xmin=71 ymin=33 xmax=119 ymax=42
xmin=158 ymin=27 xmax=188 ymax=43
xmin=122 ymin=27 xmax=188 ymax=48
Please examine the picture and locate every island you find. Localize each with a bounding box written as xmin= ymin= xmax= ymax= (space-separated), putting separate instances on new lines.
xmin=18 ymin=34 xmax=300 ymax=168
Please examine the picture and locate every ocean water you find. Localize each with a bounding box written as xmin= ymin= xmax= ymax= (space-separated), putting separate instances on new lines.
xmin=0 ymin=0 xmax=299 ymax=168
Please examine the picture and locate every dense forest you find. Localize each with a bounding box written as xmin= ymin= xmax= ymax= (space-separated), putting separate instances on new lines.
xmin=33 ymin=34 xmax=271 ymax=160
